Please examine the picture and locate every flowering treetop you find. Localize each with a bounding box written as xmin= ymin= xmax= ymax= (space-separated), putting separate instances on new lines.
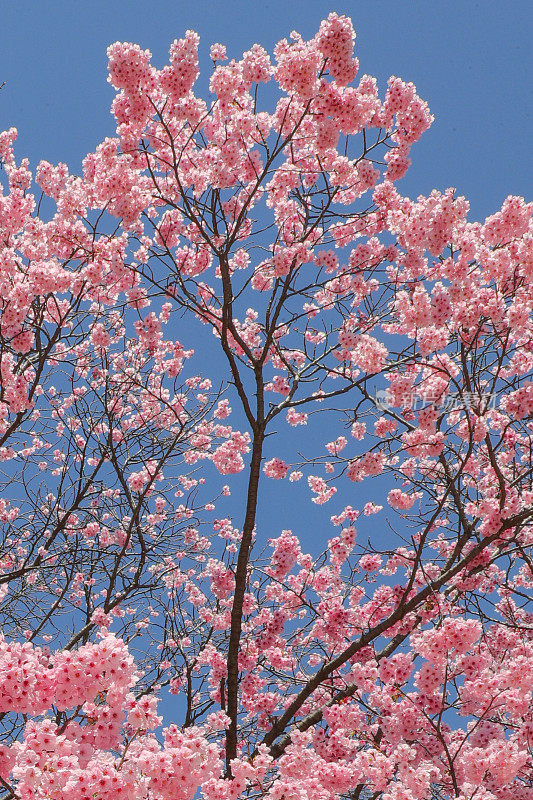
xmin=0 ymin=12 xmax=531 ymax=800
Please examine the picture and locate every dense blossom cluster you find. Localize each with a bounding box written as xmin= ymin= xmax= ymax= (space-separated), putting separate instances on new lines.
xmin=0 ymin=634 xmax=221 ymax=799
xmin=0 ymin=634 xmax=134 ymax=715
xmin=0 ymin=11 xmax=531 ymax=800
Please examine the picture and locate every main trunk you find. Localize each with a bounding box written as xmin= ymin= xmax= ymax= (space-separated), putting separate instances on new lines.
xmin=225 ymin=430 xmax=264 ymax=775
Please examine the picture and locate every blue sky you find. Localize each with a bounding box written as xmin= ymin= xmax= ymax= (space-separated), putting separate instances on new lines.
xmin=2 ymin=0 xmax=531 ymax=221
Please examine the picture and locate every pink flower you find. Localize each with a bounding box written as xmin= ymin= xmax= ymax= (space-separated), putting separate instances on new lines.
xmin=210 ymin=43 xmax=227 ymax=62
xmin=264 ymin=457 xmax=289 ymax=479
xmin=387 ymin=488 xmax=419 ymax=511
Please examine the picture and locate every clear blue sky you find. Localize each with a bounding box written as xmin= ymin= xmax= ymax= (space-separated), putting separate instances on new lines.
xmin=2 ymin=0 xmax=531 ymax=221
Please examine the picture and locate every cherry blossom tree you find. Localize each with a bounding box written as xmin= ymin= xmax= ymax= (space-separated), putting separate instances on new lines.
xmin=0 ymin=13 xmax=531 ymax=800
